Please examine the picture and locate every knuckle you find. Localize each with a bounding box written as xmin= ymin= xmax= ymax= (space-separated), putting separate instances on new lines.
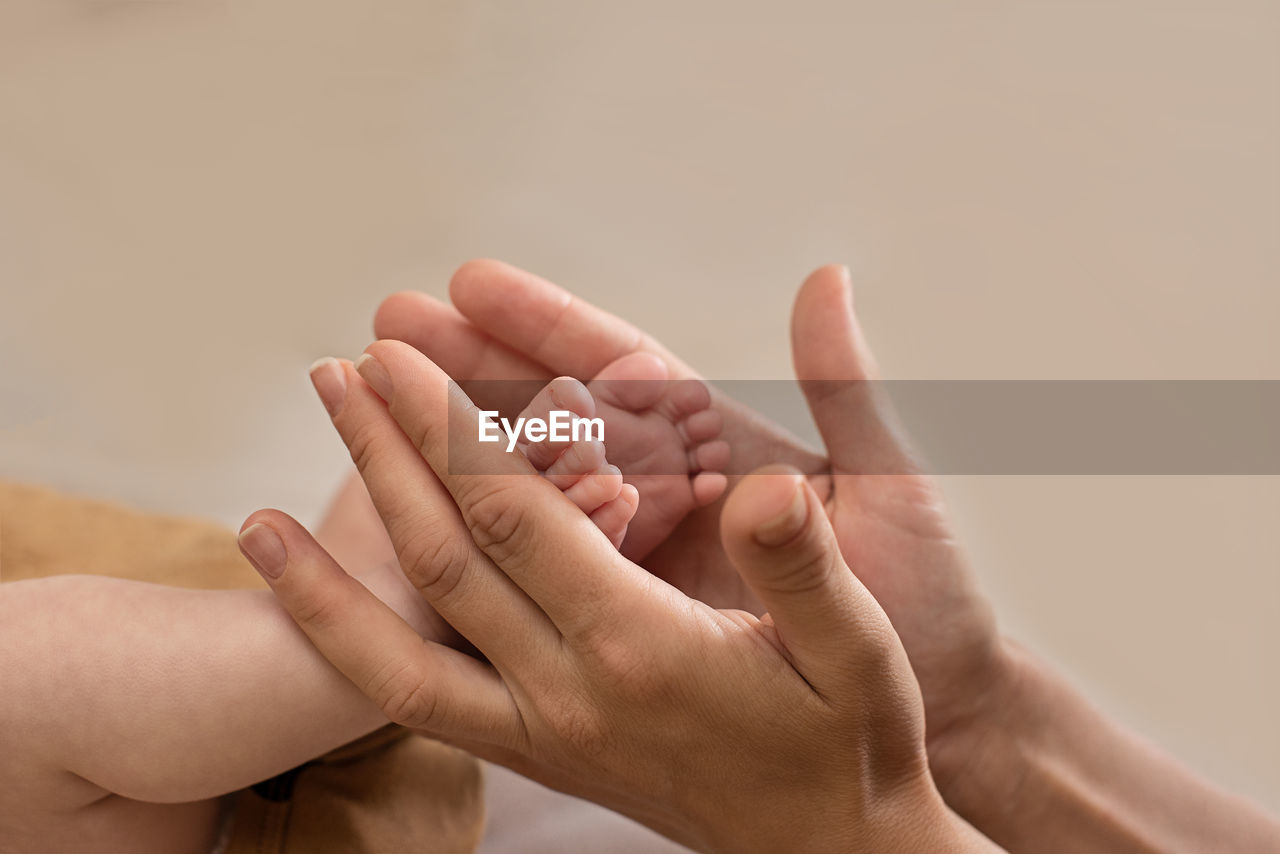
xmin=586 ymin=631 xmax=669 ymax=704
xmin=459 ymin=479 xmax=534 ymax=567
xmin=546 ymin=694 xmax=609 ymax=759
xmin=287 ymin=583 xmax=349 ymax=633
xmin=344 ymin=419 xmax=384 ymax=476
xmin=409 ymin=418 xmax=437 ymax=464
xmin=396 ymin=526 xmax=471 ymax=603
xmin=768 ymin=545 xmax=836 ymax=599
xmin=364 ymin=658 xmax=439 ymax=729
xmin=852 ymin=622 xmax=903 ymax=677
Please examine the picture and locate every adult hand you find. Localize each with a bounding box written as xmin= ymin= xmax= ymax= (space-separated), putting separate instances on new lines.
xmin=240 ymin=342 xmax=994 ymax=853
xmin=372 ymin=261 xmax=1004 ymax=801
xmin=365 ymin=262 xmax=1280 ymax=854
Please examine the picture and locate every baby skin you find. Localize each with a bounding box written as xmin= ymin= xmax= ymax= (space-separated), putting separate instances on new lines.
xmin=0 ymin=356 xmax=726 ymax=854
xmin=510 ymin=352 xmax=729 ymax=559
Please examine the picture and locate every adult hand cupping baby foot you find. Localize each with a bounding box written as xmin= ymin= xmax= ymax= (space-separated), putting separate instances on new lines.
xmin=243 ymin=340 xmax=995 ymax=853
xmin=373 ymin=260 xmax=1010 ymax=798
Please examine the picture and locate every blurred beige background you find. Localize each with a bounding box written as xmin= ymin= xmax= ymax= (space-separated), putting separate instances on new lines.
xmin=1 ymin=1 xmax=1276 ymax=848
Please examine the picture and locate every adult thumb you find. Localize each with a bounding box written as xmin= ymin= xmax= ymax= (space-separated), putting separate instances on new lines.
xmin=720 ymin=465 xmax=888 ymax=687
xmin=791 ymin=264 xmax=918 ymax=476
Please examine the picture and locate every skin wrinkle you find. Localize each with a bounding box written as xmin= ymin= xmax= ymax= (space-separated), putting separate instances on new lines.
xmin=250 ymin=326 xmax=973 ymax=848
xmin=363 ymin=261 xmax=1280 ymax=852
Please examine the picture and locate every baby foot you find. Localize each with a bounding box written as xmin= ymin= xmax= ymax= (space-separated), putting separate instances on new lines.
xmin=585 ymin=353 xmax=729 ymax=562
xmin=513 ymin=375 xmax=640 ymax=549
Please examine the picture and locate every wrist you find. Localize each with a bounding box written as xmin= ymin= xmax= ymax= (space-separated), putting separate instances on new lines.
xmin=858 ymin=775 xmax=1003 ymax=854
xmin=692 ymin=761 xmax=997 ymax=854
xmin=926 ymin=638 xmax=1050 ymax=833
xmin=926 ymin=640 xmax=1280 ymax=854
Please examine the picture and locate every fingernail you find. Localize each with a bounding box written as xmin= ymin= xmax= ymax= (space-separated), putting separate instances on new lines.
xmin=310 ymin=357 xmax=347 ymax=417
xmin=239 ymin=523 xmax=287 ymax=579
xmin=753 ymin=480 xmax=809 ymax=547
xmin=355 ymin=352 xmax=393 ymax=401
xmin=839 ymin=265 xmax=854 ymax=306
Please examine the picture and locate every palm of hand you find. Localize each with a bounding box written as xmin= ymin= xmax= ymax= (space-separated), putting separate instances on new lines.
xmin=824 ymin=470 xmax=1001 ymax=733
xmin=379 ymin=259 xmax=1005 ymax=744
xmin=638 ymin=413 xmax=1000 ymax=740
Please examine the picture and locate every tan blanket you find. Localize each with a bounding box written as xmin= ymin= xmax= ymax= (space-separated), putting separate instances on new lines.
xmin=0 ymin=481 xmax=484 ymax=854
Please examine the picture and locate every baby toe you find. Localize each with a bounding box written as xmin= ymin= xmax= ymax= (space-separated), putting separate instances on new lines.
xmin=690 ymin=439 xmax=731 ymax=473
xmin=691 ymin=471 xmax=729 ymax=507
xmin=543 ymin=439 xmax=608 ymax=490
xmin=664 ymin=378 xmax=712 ymax=421
xmin=589 ymin=484 xmax=640 ymax=550
xmin=546 ymin=376 xmax=596 ymax=418
xmin=519 ymin=376 xmax=596 ymax=471
xmin=589 ymin=352 xmax=670 ymax=413
xmin=563 ymin=465 xmax=625 ymax=514
xmin=678 ymin=408 xmax=723 ymax=445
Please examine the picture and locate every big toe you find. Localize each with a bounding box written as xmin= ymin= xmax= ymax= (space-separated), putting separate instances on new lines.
xmin=590 ymin=352 xmax=670 ymax=412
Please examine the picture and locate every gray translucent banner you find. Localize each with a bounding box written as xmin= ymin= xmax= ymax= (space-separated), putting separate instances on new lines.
xmin=447 ymin=380 xmax=1280 ymax=475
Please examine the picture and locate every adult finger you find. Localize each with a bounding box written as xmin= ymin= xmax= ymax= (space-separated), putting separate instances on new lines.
xmin=373 ymin=291 xmax=548 ymax=416
xmin=791 ymin=265 xmax=919 ymax=476
xmin=718 ymin=465 xmax=890 ymax=690
xmin=448 ymin=259 xmax=694 ymax=381
xmin=309 ymin=357 xmax=555 ymax=665
xmin=353 ymin=340 xmax=654 ymax=640
xmin=450 ymin=260 xmax=826 ymax=477
xmin=237 ymin=509 xmax=520 ymax=744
